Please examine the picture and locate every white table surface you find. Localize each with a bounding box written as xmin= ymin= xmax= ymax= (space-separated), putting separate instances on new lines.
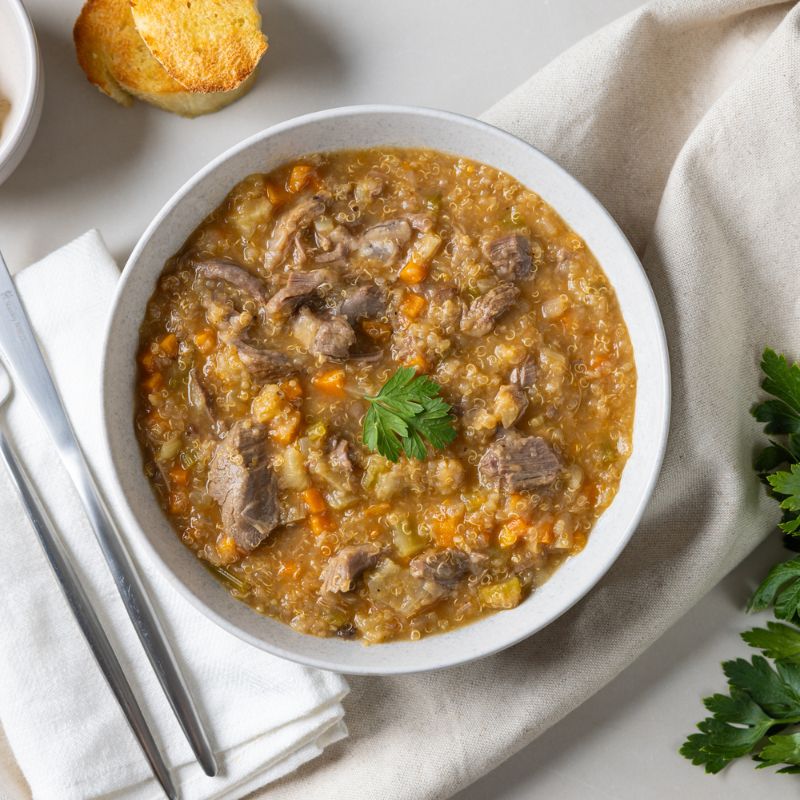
xmin=1 ymin=1 xmax=795 ymax=798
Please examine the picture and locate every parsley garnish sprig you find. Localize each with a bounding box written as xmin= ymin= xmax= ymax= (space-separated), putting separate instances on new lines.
xmin=361 ymin=367 xmax=457 ymax=462
xmin=682 ymin=350 xmax=800 ymax=775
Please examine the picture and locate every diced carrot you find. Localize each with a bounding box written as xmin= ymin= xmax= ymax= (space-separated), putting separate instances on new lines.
xmin=364 ymin=503 xmax=391 ymax=517
xmin=432 ymin=514 xmax=460 ymax=547
xmin=309 ymin=513 xmax=334 ymax=535
xmin=139 ymin=351 xmax=157 ymax=373
xmin=280 ymin=378 xmax=304 ymax=402
xmin=361 ymin=319 xmax=392 ymax=342
xmin=141 ymin=372 xmax=164 ymax=393
xmin=302 ymin=487 xmax=327 ymax=514
xmin=168 ymin=465 xmax=189 ymax=486
xmin=400 ymin=292 xmax=427 ymax=320
xmin=399 ymin=259 xmax=429 ymax=285
xmin=266 ymin=182 xmax=290 ymax=206
xmin=168 ymin=490 xmax=188 ymax=514
xmin=405 ymin=353 xmax=429 ymax=374
xmin=287 ymin=164 xmax=316 ymax=194
xmin=269 ymin=408 xmax=302 ymax=445
xmin=590 ymin=353 xmax=610 ymax=370
xmin=158 ymin=333 xmax=178 ymax=357
xmin=538 ymin=522 xmax=555 ymax=547
xmin=193 ymin=328 xmax=216 ymax=354
xmin=498 ymin=517 xmax=528 ymax=548
xmin=311 ymin=368 xmax=346 ymax=398
xmin=217 ymin=535 xmax=239 ymax=563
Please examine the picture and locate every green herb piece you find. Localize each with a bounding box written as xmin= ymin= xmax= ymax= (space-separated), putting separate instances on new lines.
xmin=361 ymin=367 xmax=457 ymax=462
xmin=680 ymin=655 xmax=800 ymax=773
xmin=682 ymin=350 xmax=800 ymax=776
xmin=748 ymin=556 xmax=800 ymax=622
xmin=741 ymin=621 xmax=800 ymax=661
xmin=756 ymin=732 xmax=800 ymax=772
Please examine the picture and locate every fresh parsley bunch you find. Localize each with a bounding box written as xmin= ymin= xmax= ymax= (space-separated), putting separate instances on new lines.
xmin=361 ymin=367 xmax=457 ymax=462
xmin=682 ymin=349 xmax=800 ymax=774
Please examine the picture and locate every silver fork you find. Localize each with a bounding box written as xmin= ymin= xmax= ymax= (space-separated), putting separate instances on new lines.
xmin=0 ymin=362 xmax=178 ymax=800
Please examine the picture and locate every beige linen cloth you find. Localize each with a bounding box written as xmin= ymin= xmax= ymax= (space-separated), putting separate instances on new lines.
xmin=2 ymin=0 xmax=798 ymax=797
xmin=255 ymin=1 xmax=799 ymax=798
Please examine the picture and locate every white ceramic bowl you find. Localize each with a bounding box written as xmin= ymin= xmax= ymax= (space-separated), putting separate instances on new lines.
xmin=102 ymin=105 xmax=670 ymax=675
xmin=0 ymin=0 xmax=42 ymax=186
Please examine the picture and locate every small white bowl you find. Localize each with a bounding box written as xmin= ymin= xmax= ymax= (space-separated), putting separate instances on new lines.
xmin=0 ymin=0 xmax=42 ymax=187
xmin=102 ymin=106 xmax=670 ymax=675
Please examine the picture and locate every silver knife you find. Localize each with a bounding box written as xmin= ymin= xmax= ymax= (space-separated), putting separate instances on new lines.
xmin=0 ymin=251 xmax=218 ymax=779
xmin=0 ymin=419 xmax=178 ymax=800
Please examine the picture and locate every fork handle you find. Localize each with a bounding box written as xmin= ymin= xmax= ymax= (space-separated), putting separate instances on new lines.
xmin=0 ymin=428 xmax=178 ymax=799
xmin=0 ymin=252 xmax=218 ymax=778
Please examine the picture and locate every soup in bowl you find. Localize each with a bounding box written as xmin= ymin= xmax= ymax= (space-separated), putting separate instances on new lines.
xmin=103 ymin=106 xmax=669 ymax=673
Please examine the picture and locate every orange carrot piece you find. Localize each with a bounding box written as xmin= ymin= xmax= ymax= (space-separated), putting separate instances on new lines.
xmin=287 ymin=164 xmax=316 ymax=193
xmin=399 ymin=259 xmax=429 ymax=285
xmin=400 ymin=292 xmax=427 ymax=319
xmin=312 ymin=368 xmax=346 ymax=398
xmin=159 ymin=333 xmax=178 ymax=357
xmin=303 ymin=487 xmax=327 ymax=514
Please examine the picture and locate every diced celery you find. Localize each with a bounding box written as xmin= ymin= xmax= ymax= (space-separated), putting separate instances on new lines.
xmin=307 ymin=422 xmax=327 ymax=441
xmin=157 ymin=435 xmax=182 ymax=462
xmin=424 ymin=194 xmax=442 ymax=213
xmin=392 ymin=520 xmax=429 ymax=558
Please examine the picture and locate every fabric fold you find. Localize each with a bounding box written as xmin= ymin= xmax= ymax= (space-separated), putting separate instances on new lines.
xmin=253 ymin=2 xmax=800 ymax=798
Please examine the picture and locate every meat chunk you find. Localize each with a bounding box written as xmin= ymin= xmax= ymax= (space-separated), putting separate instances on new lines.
xmin=264 ymin=197 xmax=326 ymax=270
xmin=487 ymin=234 xmax=533 ymax=281
xmin=478 ymin=434 xmax=561 ymax=492
xmin=292 ymin=307 xmax=356 ymax=360
xmin=329 ymin=438 xmax=356 ymax=477
xmin=314 ymin=316 xmax=356 ymax=359
xmin=366 ymin=559 xmax=445 ymax=617
xmin=207 ymin=421 xmax=280 ymax=551
xmin=353 ymin=172 xmax=384 ymax=205
xmin=358 ymin=219 xmax=412 ymax=263
xmin=320 ymin=544 xmax=381 ymax=594
xmin=461 ymin=282 xmax=520 ymax=337
xmin=426 ymin=286 xmax=465 ymax=334
xmin=232 ymin=339 xmax=297 ymax=382
xmin=409 ymin=548 xmax=486 ymax=588
xmin=510 ymin=356 xmax=536 ymax=389
xmin=315 ymin=226 xmax=355 ymax=265
xmin=338 ymin=284 xmax=386 ymax=323
xmin=194 ymin=259 xmax=268 ymax=303
xmin=265 ymin=268 xmax=334 ymax=317
xmin=187 ymin=369 xmax=216 ymax=429
xmin=493 ymin=383 xmax=529 ymax=429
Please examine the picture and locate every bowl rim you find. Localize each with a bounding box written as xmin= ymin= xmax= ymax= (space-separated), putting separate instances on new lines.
xmin=101 ymin=104 xmax=671 ymax=674
xmin=0 ymin=0 xmax=42 ymax=180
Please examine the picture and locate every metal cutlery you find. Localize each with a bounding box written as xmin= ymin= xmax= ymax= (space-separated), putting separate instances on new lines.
xmin=0 ymin=250 xmax=218 ymax=789
xmin=0 ymin=361 xmax=178 ymax=799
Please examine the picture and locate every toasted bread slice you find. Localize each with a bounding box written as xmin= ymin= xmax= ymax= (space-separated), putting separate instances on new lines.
xmin=130 ymin=0 xmax=268 ymax=93
xmin=74 ymin=0 xmax=260 ymax=116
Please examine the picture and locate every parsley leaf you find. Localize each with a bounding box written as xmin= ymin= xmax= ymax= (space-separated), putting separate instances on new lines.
xmin=680 ymin=656 xmax=800 ymax=773
xmin=362 ymin=367 xmax=457 ymax=462
xmin=683 ymin=350 xmax=800 ymax=776
xmin=756 ymin=733 xmax=800 ymax=772
xmin=741 ymin=622 xmax=800 ymax=661
xmin=759 ymin=349 xmax=800 ymax=416
xmin=747 ymin=556 xmax=800 ymax=622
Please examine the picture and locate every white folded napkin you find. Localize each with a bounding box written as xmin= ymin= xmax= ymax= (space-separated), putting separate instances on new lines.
xmin=0 ymin=230 xmax=348 ymax=800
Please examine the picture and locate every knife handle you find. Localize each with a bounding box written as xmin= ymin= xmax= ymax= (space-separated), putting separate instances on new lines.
xmin=0 ymin=252 xmax=218 ymax=778
xmin=0 ymin=428 xmax=178 ymax=800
